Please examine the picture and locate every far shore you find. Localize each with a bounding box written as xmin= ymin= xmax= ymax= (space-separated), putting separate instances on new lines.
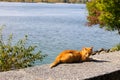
xmin=0 ymin=0 xmax=88 ymax=3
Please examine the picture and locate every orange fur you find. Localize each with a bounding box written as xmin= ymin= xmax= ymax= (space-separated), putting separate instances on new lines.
xmin=50 ymin=47 xmax=93 ymax=68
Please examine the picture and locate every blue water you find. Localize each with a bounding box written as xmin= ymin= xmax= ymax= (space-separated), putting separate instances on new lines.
xmin=0 ymin=2 xmax=119 ymax=65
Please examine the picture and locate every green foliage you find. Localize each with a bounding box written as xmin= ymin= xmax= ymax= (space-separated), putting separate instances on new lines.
xmin=86 ymin=0 xmax=120 ymax=34
xmin=110 ymin=43 xmax=120 ymax=52
xmin=0 ymin=27 xmax=46 ymax=72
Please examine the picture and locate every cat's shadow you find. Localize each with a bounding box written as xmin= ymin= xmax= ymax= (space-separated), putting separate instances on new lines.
xmin=52 ymin=58 xmax=109 ymax=68
xmin=68 ymin=58 xmax=109 ymax=64
xmin=83 ymin=58 xmax=109 ymax=63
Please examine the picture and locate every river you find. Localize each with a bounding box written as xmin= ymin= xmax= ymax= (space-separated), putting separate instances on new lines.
xmin=0 ymin=2 xmax=119 ymax=65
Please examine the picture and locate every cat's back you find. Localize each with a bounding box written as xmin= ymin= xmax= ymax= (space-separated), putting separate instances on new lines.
xmin=59 ymin=50 xmax=80 ymax=57
xmin=61 ymin=50 xmax=79 ymax=54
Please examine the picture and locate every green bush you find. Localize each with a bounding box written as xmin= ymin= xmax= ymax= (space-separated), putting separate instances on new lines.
xmin=0 ymin=27 xmax=46 ymax=72
xmin=86 ymin=0 xmax=120 ymax=34
xmin=110 ymin=43 xmax=120 ymax=52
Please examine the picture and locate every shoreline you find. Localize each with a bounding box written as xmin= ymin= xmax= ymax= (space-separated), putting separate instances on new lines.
xmin=0 ymin=0 xmax=88 ymax=3
xmin=0 ymin=51 xmax=120 ymax=80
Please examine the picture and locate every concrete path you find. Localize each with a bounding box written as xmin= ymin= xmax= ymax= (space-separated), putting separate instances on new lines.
xmin=0 ymin=51 xmax=120 ymax=80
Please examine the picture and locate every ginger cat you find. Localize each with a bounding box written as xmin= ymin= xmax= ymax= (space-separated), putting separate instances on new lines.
xmin=50 ymin=47 xmax=93 ymax=68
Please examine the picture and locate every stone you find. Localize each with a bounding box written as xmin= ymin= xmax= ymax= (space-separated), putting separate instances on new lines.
xmin=0 ymin=51 xmax=120 ymax=80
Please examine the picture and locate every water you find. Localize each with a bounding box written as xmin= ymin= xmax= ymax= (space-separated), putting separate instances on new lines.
xmin=0 ymin=2 xmax=119 ymax=65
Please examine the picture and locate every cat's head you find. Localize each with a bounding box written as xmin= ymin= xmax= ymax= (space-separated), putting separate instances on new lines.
xmin=82 ymin=47 xmax=93 ymax=57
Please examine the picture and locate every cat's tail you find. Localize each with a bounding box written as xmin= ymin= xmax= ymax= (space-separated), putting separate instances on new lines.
xmin=50 ymin=59 xmax=60 ymax=68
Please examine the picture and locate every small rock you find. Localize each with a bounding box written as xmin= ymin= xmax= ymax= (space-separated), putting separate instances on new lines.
xmin=100 ymin=51 xmax=106 ymax=54
xmin=98 ymin=48 xmax=105 ymax=52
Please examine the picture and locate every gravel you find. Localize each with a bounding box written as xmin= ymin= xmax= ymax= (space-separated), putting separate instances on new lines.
xmin=0 ymin=51 xmax=120 ymax=80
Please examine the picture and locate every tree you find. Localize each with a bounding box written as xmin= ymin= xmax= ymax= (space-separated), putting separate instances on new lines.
xmin=86 ymin=0 xmax=120 ymax=34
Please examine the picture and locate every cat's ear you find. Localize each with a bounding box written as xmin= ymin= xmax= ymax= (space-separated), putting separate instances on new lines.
xmin=83 ymin=47 xmax=87 ymax=50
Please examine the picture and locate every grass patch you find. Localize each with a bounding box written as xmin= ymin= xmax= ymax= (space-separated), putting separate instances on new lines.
xmin=110 ymin=43 xmax=120 ymax=52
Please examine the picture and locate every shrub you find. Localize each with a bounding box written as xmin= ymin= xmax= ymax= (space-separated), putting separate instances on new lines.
xmin=0 ymin=27 xmax=46 ymax=72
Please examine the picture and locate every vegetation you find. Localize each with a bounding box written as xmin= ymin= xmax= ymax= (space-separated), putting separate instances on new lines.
xmin=0 ymin=27 xmax=46 ymax=72
xmin=0 ymin=0 xmax=88 ymax=3
xmin=86 ymin=0 xmax=120 ymax=34
xmin=110 ymin=43 xmax=120 ymax=52
xmin=87 ymin=0 xmax=120 ymax=52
